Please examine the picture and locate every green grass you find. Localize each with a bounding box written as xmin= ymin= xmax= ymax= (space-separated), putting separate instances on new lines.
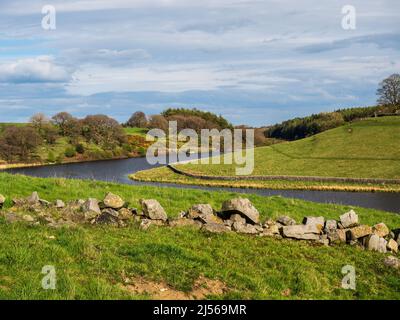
xmin=176 ymin=117 xmax=400 ymax=179
xmin=34 ymin=137 xmax=108 ymax=161
xmin=0 ymin=172 xmax=399 ymax=299
xmin=0 ymin=122 xmax=27 ymax=133
xmin=133 ymin=117 xmax=400 ymax=191
xmin=132 ymin=166 xmax=400 ymax=193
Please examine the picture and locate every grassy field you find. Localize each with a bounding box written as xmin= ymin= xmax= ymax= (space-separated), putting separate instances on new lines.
xmin=124 ymin=127 xmax=148 ymax=137
xmin=133 ymin=117 xmax=400 ymax=191
xmin=0 ymin=122 xmax=27 ymax=133
xmin=0 ymin=172 xmax=399 ymax=299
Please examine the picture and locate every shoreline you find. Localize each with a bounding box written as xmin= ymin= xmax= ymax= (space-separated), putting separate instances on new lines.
xmin=167 ymin=164 xmax=400 ymax=185
xmin=0 ymin=154 xmax=144 ymax=170
xmin=130 ymin=167 xmax=400 ymax=194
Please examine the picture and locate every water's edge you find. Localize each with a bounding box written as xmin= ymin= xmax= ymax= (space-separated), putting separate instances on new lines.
xmin=5 ymin=156 xmax=400 ymax=214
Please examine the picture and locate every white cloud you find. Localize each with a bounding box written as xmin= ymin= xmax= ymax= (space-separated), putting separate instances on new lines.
xmin=61 ymin=48 xmax=151 ymax=67
xmin=0 ymin=0 xmax=257 ymax=15
xmin=0 ymin=56 xmax=70 ymax=83
xmin=66 ymin=62 xmax=302 ymax=95
xmin=0 ymin=0 xmax=399 ymax=125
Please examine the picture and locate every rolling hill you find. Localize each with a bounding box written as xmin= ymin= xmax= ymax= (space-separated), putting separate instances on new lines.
xmin=132 ymin=117 xmax=400 ymax=191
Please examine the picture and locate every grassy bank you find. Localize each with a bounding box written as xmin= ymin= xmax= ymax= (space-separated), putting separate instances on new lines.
xmin=175 ymin=117 xmax=400 ymax=178
xmin=131 ymin=166 xmax=400 ymax=193
xmin=0 ymin=172 xmax=399 ymax=299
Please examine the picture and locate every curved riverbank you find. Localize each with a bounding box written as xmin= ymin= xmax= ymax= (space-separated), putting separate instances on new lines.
xmin=167 ymin=164 xmax=400 ymax=185
xmin=131 ymin=166 xmax=400 ymax=193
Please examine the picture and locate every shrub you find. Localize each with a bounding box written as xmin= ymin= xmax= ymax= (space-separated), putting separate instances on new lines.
xmin=47 ymin=151 xmax=56 ymax=163
xmin=122 ymin=143 xmax=133 ymax=153
xmin=56 ymin=154 xmax=64 ymax=164
xmin=75 ymin=143 xmax=85 ymax=154
xmin=64 ymin=147 xmax=76 ymax=158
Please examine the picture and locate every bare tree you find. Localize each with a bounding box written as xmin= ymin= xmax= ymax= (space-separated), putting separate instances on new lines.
xmin=148 ymin=115 xmax=168 ymax=132
xmin=0 ymin=126 xmax=42 ymax=161
xmin=30 ymin=113 xmax=49 ymax=133
xmin=52 ymin=112 xmax=74 ymax=135
xmin=377 ymin=74 xmax=400 ymax=109
xmin=82 ymin=114 xmax=126 ymax=148
xmin=126 ymin=111 xmax=148 ymax=128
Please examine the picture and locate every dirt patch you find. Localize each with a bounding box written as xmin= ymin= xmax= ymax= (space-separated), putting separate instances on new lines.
xmin=0 ymin=276 xmax=13 ymax=292
xmin=123 ymin=275 xmax=228 ymax=300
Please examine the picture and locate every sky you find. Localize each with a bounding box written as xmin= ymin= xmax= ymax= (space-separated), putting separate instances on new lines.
xmin=0 ymin=0 xmax=399 ymax=126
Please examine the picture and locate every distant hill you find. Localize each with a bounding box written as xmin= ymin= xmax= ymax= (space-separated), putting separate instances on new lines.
xmin=266 ymin=105 xmax=400 ymax=141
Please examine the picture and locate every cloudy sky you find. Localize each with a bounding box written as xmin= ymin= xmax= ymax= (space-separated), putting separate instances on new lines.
xmin=0 ymin=0 xmax=399 ymax=126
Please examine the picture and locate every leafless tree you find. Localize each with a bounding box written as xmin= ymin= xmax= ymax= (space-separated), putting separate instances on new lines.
xmin=148 ymin=115 xmax=169 ymax=132
xmin=0 ymin=126 xmax=42 ymax=161
xmin=82 ymin=114 xmax=126 ymax=148
xmin=30 ymin=113 xmax=49 ymax=133
xmin=377 ymin=74 xmax=400 ymax=109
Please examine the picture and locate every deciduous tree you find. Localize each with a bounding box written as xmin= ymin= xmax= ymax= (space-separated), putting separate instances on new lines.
xmin=377 ymin=74 xmax=400 ymax=110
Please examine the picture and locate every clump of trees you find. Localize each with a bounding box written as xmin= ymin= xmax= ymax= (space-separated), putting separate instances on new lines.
xmin=0 ymin=126 xmax=42 ymax=161
xmin=0 ymin=112 xmax=128 ymax=163
xmin=267 ymin=112 xmax=346 ymax=141
xmin=52 ymin=112 xmax=82 ymax=141
xmin=126 ymin=107 xmax=233 ymax=133
xmin=162 ymin=108 xmax=232 ymax=130
xmin=81 ymin=114 xmax=126 ymax=148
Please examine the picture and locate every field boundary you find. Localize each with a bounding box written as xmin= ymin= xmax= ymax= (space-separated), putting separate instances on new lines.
xmin=167 ymin=164 xmax=400 ymax=184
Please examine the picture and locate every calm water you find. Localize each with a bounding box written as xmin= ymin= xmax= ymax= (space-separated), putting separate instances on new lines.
xmin=5 ymin=157 xmax=400 ymax=213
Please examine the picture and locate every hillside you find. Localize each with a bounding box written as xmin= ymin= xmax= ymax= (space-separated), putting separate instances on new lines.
xmin=0 ymin=172 xmax=399 ymax=299
xmin=133 ymin=117 xmax=400 ymax=191
xmin=0 ymin=122 xmax=149 ymax=168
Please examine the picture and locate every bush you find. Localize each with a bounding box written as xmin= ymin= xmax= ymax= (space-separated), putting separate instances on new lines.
xmin=56 ymin=154 xmax=64 ymax=164
xmin=337 ymin=106 xmax=380 ymax=122
xmin=122 ymin=143 xmax=133 ymax=153
xmin=64 ymin=147 xmax=76 ymax=158
xmin=47 ymin=151 xmax=56 ymax=163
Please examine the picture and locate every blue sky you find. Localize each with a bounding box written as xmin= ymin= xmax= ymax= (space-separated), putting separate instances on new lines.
xmin=0 ymin=0 xmax=399 ymax=126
